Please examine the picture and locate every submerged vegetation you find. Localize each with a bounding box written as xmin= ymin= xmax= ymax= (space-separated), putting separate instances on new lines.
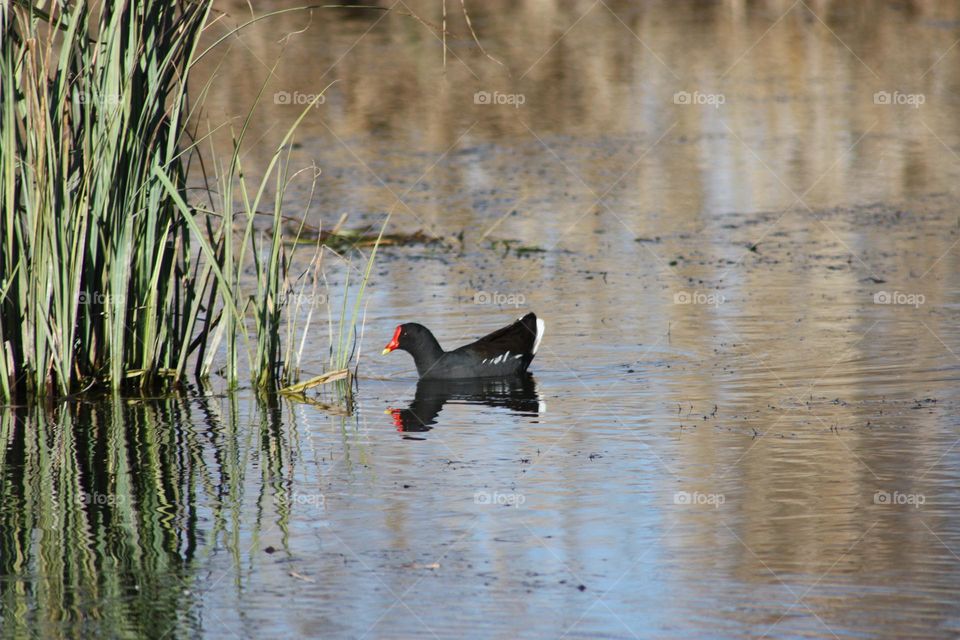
xmin=0 ymin=1 xmax=380 ymax=403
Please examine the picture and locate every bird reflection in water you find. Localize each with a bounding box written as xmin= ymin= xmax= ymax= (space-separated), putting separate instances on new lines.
xmin=388 ymin=374 xmax=543 ymax=437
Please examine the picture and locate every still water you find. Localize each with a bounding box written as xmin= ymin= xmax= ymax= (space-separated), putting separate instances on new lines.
xmin=4 ymin=1 xmax=960 ymax=637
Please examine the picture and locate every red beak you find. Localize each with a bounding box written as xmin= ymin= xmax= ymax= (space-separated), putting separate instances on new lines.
xmin=382 ymin=325 xmax=401 ymax=355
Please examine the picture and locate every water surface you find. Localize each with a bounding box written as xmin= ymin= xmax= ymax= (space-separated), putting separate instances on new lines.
xmin=4 ymin=1 xmax=960 ymax=638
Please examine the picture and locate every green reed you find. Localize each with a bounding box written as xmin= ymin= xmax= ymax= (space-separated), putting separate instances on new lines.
xmin=0 ymin=1 xmax=378 ymax=401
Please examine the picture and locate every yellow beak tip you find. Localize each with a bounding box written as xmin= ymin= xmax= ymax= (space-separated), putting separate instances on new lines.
xmin=381 ymin=348 xmax=392 ymax=355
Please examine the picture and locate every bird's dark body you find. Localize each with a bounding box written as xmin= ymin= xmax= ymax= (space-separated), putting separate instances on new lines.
xmin=384 ymin=313 xmax=544 ymax=380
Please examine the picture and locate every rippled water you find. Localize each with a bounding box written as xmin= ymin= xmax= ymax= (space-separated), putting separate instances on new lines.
xmin=4 ymin=1 xmax=960 ymax=638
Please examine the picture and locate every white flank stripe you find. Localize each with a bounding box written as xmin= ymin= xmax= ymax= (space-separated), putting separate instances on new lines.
xmin=532 ymin=318 xmax=545 ymax=354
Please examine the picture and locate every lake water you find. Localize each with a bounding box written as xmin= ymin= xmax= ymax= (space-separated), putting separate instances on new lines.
xmin=4 ymin=1 xmax=960 ymax=637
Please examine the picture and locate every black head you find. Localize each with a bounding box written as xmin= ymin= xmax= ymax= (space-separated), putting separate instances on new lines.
xmin=381 ymin=323 xmax=436 ymax=356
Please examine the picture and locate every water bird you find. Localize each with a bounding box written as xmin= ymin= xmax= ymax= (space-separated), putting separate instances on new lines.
xmin=382 ymin=312 xmax=544 ymax=380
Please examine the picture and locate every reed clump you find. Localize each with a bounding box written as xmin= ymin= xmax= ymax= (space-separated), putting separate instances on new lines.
xmin=0 ymin=1 xmax=377 ymax=403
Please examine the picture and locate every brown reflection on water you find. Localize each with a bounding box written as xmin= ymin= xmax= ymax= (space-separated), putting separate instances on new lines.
xmin=200 ymin=0 xmax=960 ymax=208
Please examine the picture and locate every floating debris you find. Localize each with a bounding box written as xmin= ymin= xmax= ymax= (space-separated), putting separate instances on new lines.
xmin=515 ymin=245 xmax=547 ymax=255
xmin=292 ymin=227 xmax=445 ymax=251
xmin=289 ymin=571 xmax=315 ymax=583
xmin=487 ymin=238 xmax=546 ymax=257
